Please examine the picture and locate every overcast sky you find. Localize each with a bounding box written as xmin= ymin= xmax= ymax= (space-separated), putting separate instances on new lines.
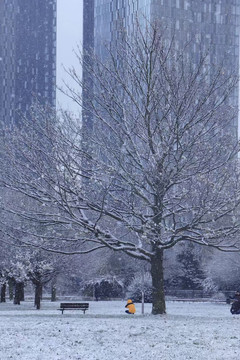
xmin=57 ymin=0 xmax=83 ymax=113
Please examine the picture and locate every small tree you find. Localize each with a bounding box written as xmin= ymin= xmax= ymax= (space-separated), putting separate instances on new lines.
xmin=25 ymin=251 xmax=57 ymax=310
xmin=175 ymin=243 xmax=206 ymax=290
xmin=7 ymin=260 xmax=27 ymax=305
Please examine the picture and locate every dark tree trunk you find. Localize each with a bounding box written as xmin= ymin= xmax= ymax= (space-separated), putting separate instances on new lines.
xmin=51 ymin=285 xmax=56 ymax=302
xmin=8 ymin=278 xmax=14 ymax=300
xmin=35 ymin=283 xmax=42 ymax=310
xmin=150 ymin=248 xmax=166 ymax=314
xmin=1 ymin=283 xmax=6 ymax=303
xmin=19 ymin=282 xmax=24 ymax=301
xmin=14 ymin=282 xmax=22 ymax=305
xmin=40 ymin=284 xmax=43 ymax=300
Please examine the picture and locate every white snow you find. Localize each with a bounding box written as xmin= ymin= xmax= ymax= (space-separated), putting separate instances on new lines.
xmin=0 ymin=300 xmax=239 ymax=359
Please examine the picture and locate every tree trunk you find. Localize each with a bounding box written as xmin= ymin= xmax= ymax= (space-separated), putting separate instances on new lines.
xmin=150 ymin=248 xmax=166 ymax=314
xmin=8 ymin=278 xmax=14 ymax=300
xmin=40 ymin=285 xmax=43 ymax=300
xmin=35 ymin=283 xmax=42 ymax=310
xmin=1 ymin=283 xmax=6 ymax=303
xmin=19 ymin=282 xmax=24 ymax=301
xmin=51 ymin=285 xmax=56 ymax=302
xmin=14 ymin=282 xmax=21 ymax=305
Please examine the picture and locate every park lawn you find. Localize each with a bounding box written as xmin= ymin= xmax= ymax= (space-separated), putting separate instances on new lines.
xmin=0 ymin=300 xmax=239 ymax=360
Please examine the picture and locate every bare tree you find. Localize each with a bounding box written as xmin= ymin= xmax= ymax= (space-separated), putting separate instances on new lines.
xmin=1 ymin=22 xmax=240 ymax=314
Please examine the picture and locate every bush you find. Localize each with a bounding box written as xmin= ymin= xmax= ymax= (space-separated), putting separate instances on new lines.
xmin=129 ymin=286 xmax=152 ymax=303
xmin=127 ymin=273 xmax=152 ymax=303
xmin=82 ymin=278 xmax=123 ymax=300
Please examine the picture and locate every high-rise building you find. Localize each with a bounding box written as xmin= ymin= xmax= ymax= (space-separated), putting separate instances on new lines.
xmin=85 ymin=1 xmax=239 ymax=62
xmin=0 ymin=0 xmax=56 ymax=127
xmin=83 ymin=0 xmax=240 ymax=134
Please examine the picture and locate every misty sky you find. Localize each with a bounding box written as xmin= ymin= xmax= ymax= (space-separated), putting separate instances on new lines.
xmin=57 ymin=0 xmax=83 ymax=113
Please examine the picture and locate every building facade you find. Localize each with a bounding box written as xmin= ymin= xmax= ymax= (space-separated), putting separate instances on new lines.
xmin=85 ymin=0 xmax=239 ymax=61
xmin=0 ymin=0 xmax=56 ymax=127
xmin=83 ymin=0 xmax=240 ymax=134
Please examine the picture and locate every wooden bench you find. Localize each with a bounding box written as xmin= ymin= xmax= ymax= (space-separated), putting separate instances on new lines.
xmin=58 ymin=302 xmax=89 ymax=314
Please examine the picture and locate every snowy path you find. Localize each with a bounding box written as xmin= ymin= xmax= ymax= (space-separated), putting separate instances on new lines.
xmin=0 ymin=300 xmax=239 ymax=360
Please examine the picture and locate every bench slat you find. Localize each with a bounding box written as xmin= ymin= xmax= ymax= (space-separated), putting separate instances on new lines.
xmin=58 ymin=302 xmax=89 ymax=314
xmin=60 ymin=303 xmax=89 ymax=308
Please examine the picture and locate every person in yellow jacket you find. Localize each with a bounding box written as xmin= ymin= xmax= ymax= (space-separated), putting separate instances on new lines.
xmin=125 ymin=299 xmax=136 ymax=314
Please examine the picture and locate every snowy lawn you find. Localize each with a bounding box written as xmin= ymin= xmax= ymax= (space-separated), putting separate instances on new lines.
xmin=0 ymin=300 xmax=239 ymax=360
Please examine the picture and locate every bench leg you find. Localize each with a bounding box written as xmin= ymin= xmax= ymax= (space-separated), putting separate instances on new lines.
xmin=61 ymin=309 xmax=64 ymax=314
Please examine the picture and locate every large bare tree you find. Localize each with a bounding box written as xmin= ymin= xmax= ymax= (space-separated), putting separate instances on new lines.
xmin=1 ymin=22 xmax=240 ymax=314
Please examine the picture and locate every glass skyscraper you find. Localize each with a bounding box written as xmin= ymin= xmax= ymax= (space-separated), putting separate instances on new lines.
xmin=0 ymin=0 xmax=56 ymax=127
xmin=85 ymin=0 xmax=239 ymax=60
xmin=83 ymin=0 xmax=240 ymax=133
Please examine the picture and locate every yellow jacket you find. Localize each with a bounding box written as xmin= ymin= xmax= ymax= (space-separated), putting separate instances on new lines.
xmin=125 ymin=299 xmax=136 ymax=314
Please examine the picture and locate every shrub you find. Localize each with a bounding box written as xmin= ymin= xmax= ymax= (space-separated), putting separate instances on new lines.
xmin=82 ymin=278 xmax=123 ymax=300
xmin=127 ymin=273 xmax=152 ymax=303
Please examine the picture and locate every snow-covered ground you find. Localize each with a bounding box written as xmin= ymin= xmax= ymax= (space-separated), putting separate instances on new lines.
xmin=0 ymin=300 xmax=239 ymax=359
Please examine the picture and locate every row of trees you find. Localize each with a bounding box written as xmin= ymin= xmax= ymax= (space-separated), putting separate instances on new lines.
xmin=1 ymin=229 xmax=240 ymax=306
xmin=1 ymin=234 xmax=240 ymax=307
xmin=0 ymin=246 xmax=58 ymax=309
xmin=0 ymin=21 xmax=240 ymax=314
